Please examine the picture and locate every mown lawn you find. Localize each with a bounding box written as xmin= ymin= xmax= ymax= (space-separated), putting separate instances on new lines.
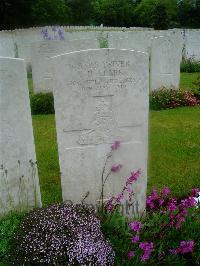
xmin=32 ymin=106 xmax=200 ymax=205
xmin=180 ymin=72 xmax=200 ymax=90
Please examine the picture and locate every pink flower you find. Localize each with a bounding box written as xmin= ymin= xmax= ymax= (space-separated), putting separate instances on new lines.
xmin=191 ymin=188 xmax=200 ymax=197
xmin=111 ymin=140 xmax=121 ymax=150
xmin=105 ymin=199 xmax=114 ymax=212
xmin=167 ymin=200 xmax=177 ymax=212
xmin=170 ymin=241 xmax=194 ymax=255
xmin=127 ymin=186 xmax=133 ymax=193
xmin=130 ymin=221 xmax=142 ymax=232
xmin=180 ymin=197 xmax=196 ymax=208
xmin=111 ymin=164 xmax=123 ymax=172
xmin=115 ymin=192 xmax=124 ymax=202
xmin=159 ymin=198 xmax=164 ymax=206
xmin=126 ymin=169 xmax=141 ymax=185
xmin=162 ymin=187 xmax=170 ymax=196
xmin=132 ymin=235 xmax=139 ymax=243
xmin=179 ymin=240 xmax=194 ymax=254
xmin=127 ymin=250 xmax=134 ymax=260
xmin=139 ymin=242 xmax=154 ymax=262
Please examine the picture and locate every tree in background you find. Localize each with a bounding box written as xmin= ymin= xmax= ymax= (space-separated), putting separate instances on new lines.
xmin=31 ymin=0 xmax=70 ymax=26
xmin=134 ymin=0 xmax=178 ymax=28
xmin=178 ymin=0 xmax=200 ymax=28
xmin=151 ymin=2 xmax=169 ymax=29
xmin=0 ymin=0 xmax=200 ymax=30
xmin=0 ymin=0 xmax=35 ymax=30
xmin=66 ymin=0 xmax=94 ymax=25
xmin=92 ymin=0 xmax=136 ymax=27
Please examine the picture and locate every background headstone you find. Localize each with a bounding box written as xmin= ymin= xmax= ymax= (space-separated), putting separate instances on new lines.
xmin=0 ymin=57 xmax=41 ymax=216
xmin=184 ymin=30 xmax=200 ymax=60
xmin=31 ymin=38 xmax=100 ymax=93
xmin=150 ymin=35 xmax=182 ymax=91
xmin=52 ymin=48 xmax=149 ymax=215
xmin=0 ymin=32 xmax=15 ymax=58
xmin=108 ymin=30 xmax=154 ymax=52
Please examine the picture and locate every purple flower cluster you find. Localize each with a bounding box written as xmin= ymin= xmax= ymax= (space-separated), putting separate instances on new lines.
xmin=170 ymin=240 xmax=194 ymax=255
xmin=41 ymin=26 xmax=65 ymax=40
xmin=12 ymin=204 xmax=115 ymax=265
xmin=146 ymin=187 xmax=199 ymax=229
xmin=139 ymin=242 xmax=154 ymax=262
xmin=146 ymin=187 xmax=170 ymax=210
xmin=128 ymin=221 xmax=154 ymax=262
xmin=130 ymin=221 xmax=142 ymax=233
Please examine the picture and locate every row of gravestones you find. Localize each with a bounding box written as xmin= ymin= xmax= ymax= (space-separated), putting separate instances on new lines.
xmin=0 ymin=48 xmax=149 ymax=217
xmin=31 ymin=32 xmax=182 ymax=92
xmin=0 ymin=27 xmax=199 ymax=67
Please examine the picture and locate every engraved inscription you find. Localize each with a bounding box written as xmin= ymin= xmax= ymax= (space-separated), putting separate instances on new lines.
xmin=66 ymin=60 xmax=139 ymax=97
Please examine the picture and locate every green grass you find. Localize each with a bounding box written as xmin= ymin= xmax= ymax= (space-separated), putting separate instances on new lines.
xmin=180 ymin=72 xmax=200 ymax=90
xmin=31 ymin=107 xmax=200 ymax=204
xmin=32 ymin=115 xmax=62 ymax=206
xmin=0 ymin=212 xmax=25 ymax=265
xmin=148 ymin=107 xmax=200 ymax=196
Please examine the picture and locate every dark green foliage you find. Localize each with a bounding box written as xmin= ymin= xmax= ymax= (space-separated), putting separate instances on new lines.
xmin=30 ymin=93 xmax=55 ymax=115
xmin=92 ymin=0 xmax=135 ymax=27
xmin=151 ymin=2 xmax=169 ymax=29
xmin=31 ymin=0 xmax=70 ymax=26
xmin=0 ymin=0 xmax=35 ymax=30
xmin=0 ymin=212 xmax=25 ymax=264
xmin=66 ymin=0 xmax=94 ymax=25
xmin=134 ymin=0 xmax=178 ymax=28
xmin=181 ymin=58 xmax=200 ymax=73
xmin=1 ymin=0 xmax=200 ymax=29
xmin=178 ymin=0 xmax=200 ymax=29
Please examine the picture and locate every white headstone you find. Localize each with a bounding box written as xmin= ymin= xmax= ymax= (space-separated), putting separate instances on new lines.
xmin=185 ymin=30 xmax=200 ymax=60
xmin=13 ymin=28 xmax=41 ymax=68
xmin=150 ymin=35 xmax=182 ymax=91
xmin=0 ymin=32 xmax=15 ymax=57
xmin=0 ymin=57 xmax=41 ymax=216
xmin=31 ymin=39 xmax=100 ymax=93
xmin=52 ymin=49 xmax=149 ymax=215
xmin=108 ymin=31 xmax=154 ymax=53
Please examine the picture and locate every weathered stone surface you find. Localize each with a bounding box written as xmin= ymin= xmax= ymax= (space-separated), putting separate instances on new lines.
xmin=52 ymin=49 xmax=149 ymax=215
xmin=0 ymin=32 xmax=15 ymax=57
xmin=184 ymin=30 xmax=200 ymax=60
xmin=0 ymin=57 xmax=41 ymax=216
xmin=150 ymin=35 xmax=182 ymax=91
xmin=31 ymin=39 xmax=99 ymax=92
xmin=108 ymin=30 xmax=154 ymax=52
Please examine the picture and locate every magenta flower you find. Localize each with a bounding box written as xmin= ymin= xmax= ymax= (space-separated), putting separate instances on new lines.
xmin=127 ymin=250 xmax=134 ymax=260
xmin=115 ymin=192 xmax=124 ymax=202
xmin=162 ymin=187 xmax=170 ymax=196
xmin=126 ymin=169 xmax=141 ymax=185
xmin=180 ymin=197 xmax=196 ymax=208
xmin=132 ymin=235 xmax=139 ymax=243
xmin=111 ymin=164 xmax=123 ymax=172
xmin=159 ymin=198 xmax=164 ymax=206
xmin=105 ymin=199 xmax=114 ymax=213
xmin=139 ymin=242 xmax=154 ymax=262
xmin=127 ymin=186 xmax=133 ymax=193
xmin=191 ymin=188 xmax=200 ymax=197
xmin=130 ymin=221 xmax=142 ymax=232
xmin=179 ymin=240 xmax=194 ymax=254
xmin=170 ymin=241 xmax=194 ymax=255
xmin=111 ymin=140 xmax=121 ymax=150
xmin=167 ymin=200 xmax=177 ymax=212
